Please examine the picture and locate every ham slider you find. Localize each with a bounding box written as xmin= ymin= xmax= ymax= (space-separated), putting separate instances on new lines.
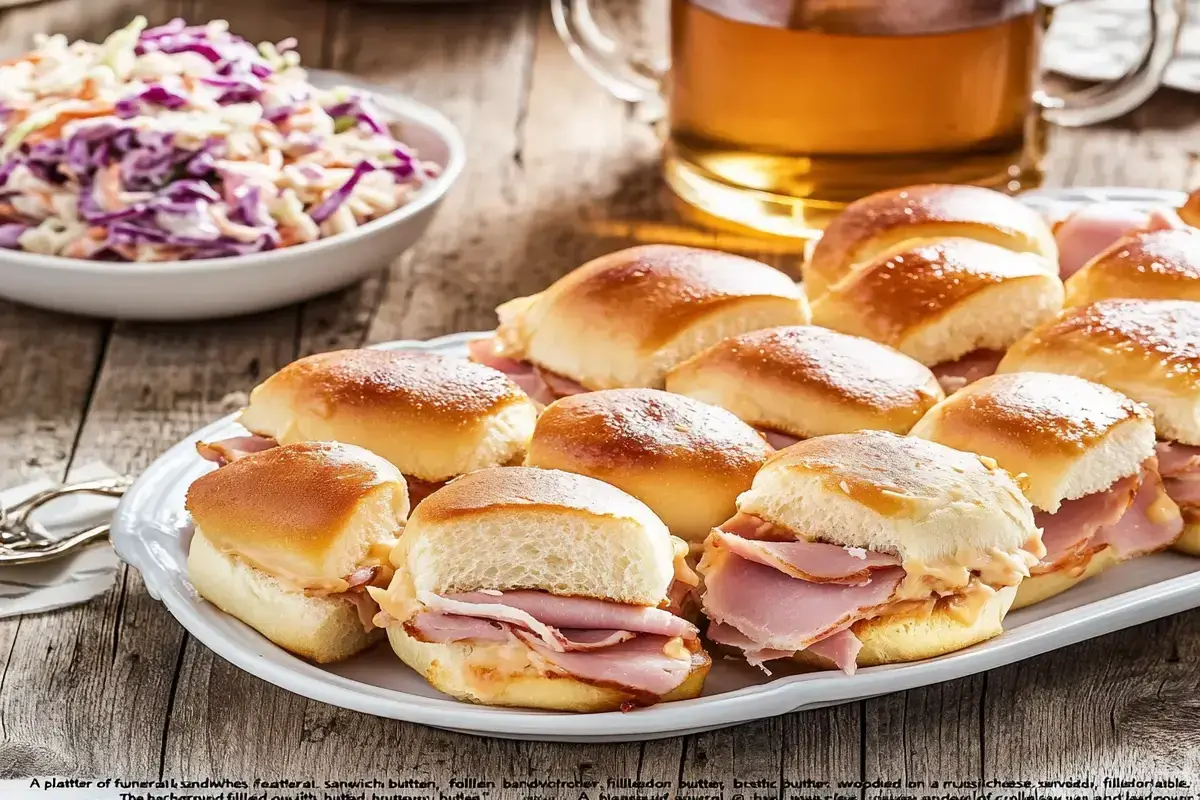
xmin=368 ymin=467 xmax=709 ymax=711
xmin=802 ymin=183 xmax=1057 ymax=300
xmin=809 ymin=238 xmax=1064 ymax=394
xmin=185 ymin=442 xmax=410 ymax=663
xmin=699 ymin=431 xmax=1042 ymax=675
xmin=1064 ymin=228 xmax=1200 ymax=307
xmin=999 ymin=299 xmax=1200 ymax=557
xmin=911 ymin=373 xmax=1183 ymax=609
xmin=664 ymin=325 xmax=945 ymax=448
xmin=467 ymin=244 xmax=811 ymax=403
xmin=524 ymin=389 xmax=771 ymax=546
xmin=195 ymin=349 xmax=538 ymax=505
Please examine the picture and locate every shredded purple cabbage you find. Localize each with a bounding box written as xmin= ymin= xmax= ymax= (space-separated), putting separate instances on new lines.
xmin=116 ymin=84 xmax=190 ymax=119
xmin=309 ymin=160 xmax=376 ymax=224
xmin=0 ymin=223 xmax=27 ymax=248
xmin=325 ymin=96 xmax=388 ymax=136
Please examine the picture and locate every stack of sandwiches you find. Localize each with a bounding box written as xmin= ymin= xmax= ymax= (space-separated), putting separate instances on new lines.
xmin=181 ymin=181 xmax=1200 ymax=713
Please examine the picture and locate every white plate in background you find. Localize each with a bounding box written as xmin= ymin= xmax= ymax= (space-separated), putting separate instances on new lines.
xmin=0 ymin=72 xmax=465 ymax=321
xmin=111 ymin=233 xmax=1200 ymax=741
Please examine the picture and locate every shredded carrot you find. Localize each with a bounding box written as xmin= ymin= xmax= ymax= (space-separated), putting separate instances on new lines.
xmin=0 ymin=53 xmax=41 ymax=69
xmin=24 ymin=105 xmax=117 ymax=144
xmin=78 ymin=77 xmax=98 ymax=102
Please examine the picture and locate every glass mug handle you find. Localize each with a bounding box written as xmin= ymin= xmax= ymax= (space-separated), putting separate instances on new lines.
xmin=551 ymin=0 xmax=1186 ymax=127
xmin=1039 ymin=0 xmax=1186 ymax=127
xmin=550 ymin=0 xmax=665 ymax=107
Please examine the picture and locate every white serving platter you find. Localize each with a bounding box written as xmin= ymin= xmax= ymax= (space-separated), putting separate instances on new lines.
xmin=109 ymin=187 xmax=1200 ymax=741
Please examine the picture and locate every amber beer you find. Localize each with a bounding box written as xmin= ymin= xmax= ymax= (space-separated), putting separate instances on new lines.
xmin=665 ymin=0 xmax=1046 ymax=229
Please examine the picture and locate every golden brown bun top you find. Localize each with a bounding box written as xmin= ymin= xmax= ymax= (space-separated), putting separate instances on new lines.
xmin=1065 ymin=229 xmax=1200 ymax=306
xmin=185 ymin=441 xmax=408 ymax=579
xmin=765 ymin=430 xmax=1016 ymax=520
xmin=666 ymin=325 xmax=943 ymax=435
xmin=916 ymin=372 xmax=1148 ymax=456
xmin=247 ymin=349 xmax=531 ymax=428
xmin=805 ymin=184 xmax=1055 ymax=296
xmin=812 ymin=238 xmax=1057 ymax=347
xmin=1000 ymin=299 xmax=1200 ymax=391
xmin=529 ymin=389 xmax=770 ymax=475
xmin=411 ymin=466 xmax=660 ymax=528
xmin=503 ymin=244 xmax=805 ymax=354
xmin=909 ymin=372 xmax=1155 ymax=511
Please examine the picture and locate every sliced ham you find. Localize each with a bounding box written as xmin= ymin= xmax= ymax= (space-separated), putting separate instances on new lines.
xmin=1156 ymin=442 xmax=1200 ymax=506
xmin=707 ymin=620 xmax=863 ymax=675
xmin=701 ymin=551 xmax=902 ymax=652
xmin=536 ymin=367 xmax=589 ymax=397
xmin=441 ymin=590 xmax=697 ymax=639
xmin=465 ymin=336 xmax=590 ymax=405
xmin=705 ymin=622 xmax=793 ymax=669
xmin=347 ymin=591 xmax=382 ymax=633
xmin=804 ymin=629 xmax=864 ymax=676
xmin=1094 ymin=465 xmax=1183 ymax=558
xmin=407 ymin=611 xmax=512 ymax=644
xmin=710 ymin=530 xmax=901 ymax=585
xmin=1054 ymin=204 xmax=1182 ymax=279
xmin=195 ymin=434 xmax=278 ymax=465
xmin=931 ymin=349 xmax=1005 ymax=395
xmin=417 ymin=590 xmax=570 ymax=651
xmin=523 ymin=634 xmax=695 ymax=698
xmin=512 ymin=627 xmax=638 ymax=651
xmin=1156 ymin=441 xmax=1200 ymax=477
xmin=345 ymin=565 xmax=383 ymax=590
xmin=760 ymin=429 xmax=800 ymax=450
xmin=717 ymin=512 xmax=798 ymax=542
xmin=1033 ymin=474 xmax=1137 ymax=573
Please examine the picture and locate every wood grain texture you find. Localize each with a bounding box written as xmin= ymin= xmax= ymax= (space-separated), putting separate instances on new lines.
xmin=0 ymin=0 xmax=1199 ymax=785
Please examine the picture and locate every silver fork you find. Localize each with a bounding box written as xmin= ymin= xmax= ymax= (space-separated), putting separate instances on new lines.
xmin=0 ymin=476 xmax=133 ymax=565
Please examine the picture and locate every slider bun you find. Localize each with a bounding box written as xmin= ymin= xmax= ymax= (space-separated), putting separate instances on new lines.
xmin=1175 ymin=512 xmax=1200 ymax=556
xmin=188 ymin=530 xmax=381 ymax=663
xmin=185 ymin=441 xmax=408 ymax=584
xmin=401 ymin=467 xmax=678 ymax=606
xmin=1011 ymin=549 xmax=1122 ymax=610
xmin=738 ymin=431 xmax=1036 ymax=566
xmin=794 ymin=586 xmax=1016 ymax=670
xmin=238 ymin=349 xmax=538 ymax=481
xmin=1065 ymin=229 xmax=1200 ymax=307
xmin=385 ymin=627 xmax=709 ymax=712
xmin=910 ymin=373 xmax=1156 ymax=512
xmin=666 ymin=325 xmax=944 ymax=438
xmin=525 ymin=389 xmax=770 ymax=543
xmin=810 ymin=238 xmax=1064 ymax=367
xmin=998 ymin=299 xmax=1200 ymax=445
xmin=493 ymin=245 xmax=811 ymax=390
xmin=803 ymin=184 xmax=1057 ymax=299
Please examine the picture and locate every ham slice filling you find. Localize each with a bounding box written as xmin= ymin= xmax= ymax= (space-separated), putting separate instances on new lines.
xmin=467 ymin=337 xmax=588 ymax=405
xmin=930 ymin=349 xmax=1005 ymax=395
xmin=1053 ymin=203 xmax=1182 ymax=279
xmin=405 ymin=588 xmax=700 ymax=698
xmin=701 ymin=517 xmax=913 ymax=675
xmin=759 ymin=429 xmax=801 ymax=450
xmin=1157 ymin=441 xmax=1200 ymax=509
xmin=1032 ymin=460 xmax=1183 ymax=575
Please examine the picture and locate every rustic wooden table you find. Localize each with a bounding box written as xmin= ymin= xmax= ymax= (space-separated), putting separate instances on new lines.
xmin=2 ymin=0 xmax=1199 ymax=789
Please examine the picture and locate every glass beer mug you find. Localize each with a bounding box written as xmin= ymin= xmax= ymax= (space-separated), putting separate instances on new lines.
xmin=552 ymin=0 xmax=1186 ymax=237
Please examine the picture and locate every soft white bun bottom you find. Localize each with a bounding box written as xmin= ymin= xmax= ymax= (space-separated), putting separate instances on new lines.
xmin=794 ymin=586 xmax=1017 ymax=670
xmin=188 ymin=530 xmax=381 ymax=663
xmin=1011 ymin=548 xmax=1122 ymax=610
xmin=386 ymin=625 xmax=710 ymax=712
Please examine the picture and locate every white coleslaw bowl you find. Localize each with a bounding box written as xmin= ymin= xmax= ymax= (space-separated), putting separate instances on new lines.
xmin=0 ymin=73 xmax=465 ymax=321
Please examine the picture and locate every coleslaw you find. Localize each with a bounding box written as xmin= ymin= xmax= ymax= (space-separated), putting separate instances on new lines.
xmin=0 ymin=17 xmax=438 ymax=262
